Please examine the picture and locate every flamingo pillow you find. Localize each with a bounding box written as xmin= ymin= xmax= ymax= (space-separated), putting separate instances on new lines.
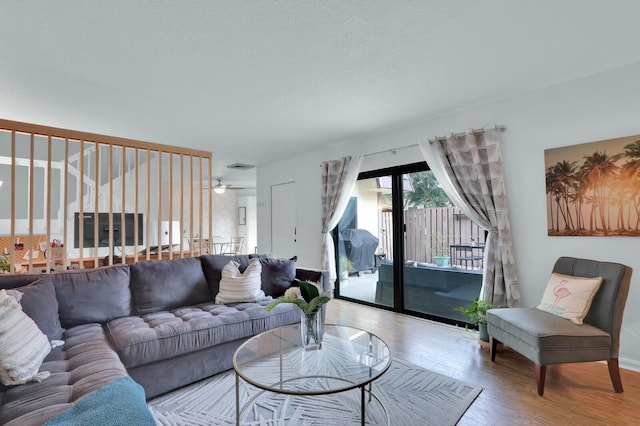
xmin=537 ymin=273 xmax=602 ymax=324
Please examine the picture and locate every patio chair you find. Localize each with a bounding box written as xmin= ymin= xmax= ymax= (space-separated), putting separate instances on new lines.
xmin=487 ymin=256 xmax=632 ymax=396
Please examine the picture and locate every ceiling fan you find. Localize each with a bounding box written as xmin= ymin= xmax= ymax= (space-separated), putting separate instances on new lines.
xmin=211 ymin=179 xmax=245 ymax=194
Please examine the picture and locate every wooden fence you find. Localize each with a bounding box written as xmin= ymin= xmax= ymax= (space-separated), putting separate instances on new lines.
xmin=378 ymin=207 xmax=486 ymax=264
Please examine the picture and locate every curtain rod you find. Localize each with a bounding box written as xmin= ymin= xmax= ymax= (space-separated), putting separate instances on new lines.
xmin=363 ymin=124 xmax=507 ymax=158
xmin=429 ymin=124 xmax=507 ymax=144
xmin=364 ymin=143 xmax=418 ymax=158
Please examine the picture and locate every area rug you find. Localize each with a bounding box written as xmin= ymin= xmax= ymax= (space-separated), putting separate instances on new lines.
xmin=149 ymin=359 xmax=481 ymax=426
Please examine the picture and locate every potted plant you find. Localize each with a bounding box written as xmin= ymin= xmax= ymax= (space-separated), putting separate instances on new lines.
xmin=431 ymin=234 xmax=450 ymax=267
xmin=265 ymin=280 xmax=332 ymax=350
xmin=0 ymin=255 xmax=10 ymax=274
xmin=455 ymin=299 xmax=493 ymax=342
xmin=339 ymin=254 xmax=353 ymax=280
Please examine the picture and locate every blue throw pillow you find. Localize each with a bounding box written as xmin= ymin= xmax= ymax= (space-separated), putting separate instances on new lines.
xmin=260 ymin=257 xmax=296 ymax=297
xmin=44 ymin=376 xmax=156 ymax=426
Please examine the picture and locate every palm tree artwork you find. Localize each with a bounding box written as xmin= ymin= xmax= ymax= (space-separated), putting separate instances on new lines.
xmin=544 ymin=136 xmax=640 ymax=236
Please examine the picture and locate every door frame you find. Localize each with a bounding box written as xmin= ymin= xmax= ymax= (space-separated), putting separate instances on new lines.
xmin=334 ymin=162 xmax=427 ymax=314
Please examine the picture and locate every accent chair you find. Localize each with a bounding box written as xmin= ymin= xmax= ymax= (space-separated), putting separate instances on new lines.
xmin=486 ymin=256 xmax=632 ymax=396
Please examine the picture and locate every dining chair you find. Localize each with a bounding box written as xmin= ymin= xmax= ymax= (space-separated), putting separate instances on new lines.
xmin=223 ymin=237 xmax=244 ymax=255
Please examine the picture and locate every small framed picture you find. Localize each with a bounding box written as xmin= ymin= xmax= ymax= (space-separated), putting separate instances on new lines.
xmin=238 ymin=207 xmax=246 ymax=225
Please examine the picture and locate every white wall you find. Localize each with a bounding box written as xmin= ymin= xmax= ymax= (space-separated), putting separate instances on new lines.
xmin=354 ymin=179 xmax=382 ymax=238
xmin=205 ymin=192 xmax=255 ymax=255
xmin=257 ymin=150 xmax=323 ymax=262
xmin=258 ymin=62 xmax=640 ymax=370
xmin=212 ymin=191 xmax=239 ymax=243
xmin=238 ymin=194 xmax=257 ymax=254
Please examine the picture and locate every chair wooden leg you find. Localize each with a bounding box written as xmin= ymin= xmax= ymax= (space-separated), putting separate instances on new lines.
xmin=489 ymin=336 xmax=499 ymax=362
xmin=535 ymin=364 xmax=546 ymax=396
xmin=608 ymin=358 xmax=624 ymax=393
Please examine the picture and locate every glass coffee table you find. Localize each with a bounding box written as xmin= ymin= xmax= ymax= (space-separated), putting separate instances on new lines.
xmin=233 ymin=324 xmax=391 ymax=425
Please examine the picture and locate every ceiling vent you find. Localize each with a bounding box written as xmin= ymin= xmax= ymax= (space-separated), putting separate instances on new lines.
xmin=226 ymin=163 xmax=255 ymax=170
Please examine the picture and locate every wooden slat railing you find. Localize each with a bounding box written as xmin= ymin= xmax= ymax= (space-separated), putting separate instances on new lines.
xmin=0 ymin=119 xmax=213 ymax=273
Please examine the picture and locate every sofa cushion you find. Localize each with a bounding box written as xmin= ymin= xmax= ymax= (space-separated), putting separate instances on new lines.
xmin=42 ymin=376 xmax=154 ymax=426
xmin=0 ymin=273 xmax=54 ymax=290
xmin=106 ymin=300 xmax=299 ymax=368
xmin=130 ymin=257 xmax=211 ymax=315
xmin=215 ymin=259 xmax=265 ymax=304
xmin=260 ymin=257 xmax=296 ymax=297
xmin=51 ymin=265 xmax=131 ymax=328
xmin=9 ymin=276 xmax=63 ymax=341
xmin=0 ymin=323 xmax=129 ymax=426
xmin=200 ymin=254 xmax=250 ymax=295
xmin=537 ymin=273 xmax=602 ymax=325
xmin=0 ymin=289 xmax=51 ymax=386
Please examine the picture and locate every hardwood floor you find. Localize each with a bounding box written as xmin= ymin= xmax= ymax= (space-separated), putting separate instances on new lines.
xmin=326 ymin=299 xmax=640 ymax=426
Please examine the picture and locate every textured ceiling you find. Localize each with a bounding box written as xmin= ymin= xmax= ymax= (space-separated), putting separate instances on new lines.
xmin=2 ymin=1 xmax=640 ymax=189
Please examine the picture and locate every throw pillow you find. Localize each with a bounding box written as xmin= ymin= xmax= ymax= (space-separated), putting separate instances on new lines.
xmin=201 ymin=255 xmax=251 ymax=296
xmin=130 ymin=257 xmax=210 ymax=315
xmin=536 ymin=273 xmax=603 ymax=324
xmin=260 ymin=257 xmax=296 ymax=297
xmin=10 ymin=276 xmax=64 ymax=341
xmin=215 ymin=258 xmax=265 ymax=304
xmin=52 ymin=264 xmax=132 ymax=327
xmin=0 ymin=289 xmax=51 ymax=385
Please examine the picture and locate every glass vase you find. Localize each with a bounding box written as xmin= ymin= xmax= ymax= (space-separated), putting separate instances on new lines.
xmin=301 ymin=309 xmax=323 ymax=351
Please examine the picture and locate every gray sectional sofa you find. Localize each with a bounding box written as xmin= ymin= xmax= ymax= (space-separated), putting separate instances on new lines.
xmin=0 ymin=254 xmax=328 ymax=425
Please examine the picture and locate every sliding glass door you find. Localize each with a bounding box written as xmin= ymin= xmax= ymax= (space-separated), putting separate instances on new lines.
xmin=336 ymin=174 xmax=393 ymax=306
xmin=401 ymin=171 xmax=485 ymax=322
xmin=335 ymin=163 xmax=485 ymax=325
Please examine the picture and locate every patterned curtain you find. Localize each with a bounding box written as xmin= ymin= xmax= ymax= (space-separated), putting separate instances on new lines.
xmin=320 ymin=155 xmax=363 ymax=287
xmin=418 ymin=128 xmax=520 ymax=307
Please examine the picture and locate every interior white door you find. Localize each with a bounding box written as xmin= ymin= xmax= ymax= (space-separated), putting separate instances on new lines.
xmin=271 ymin=181 xmax=297 ymax=258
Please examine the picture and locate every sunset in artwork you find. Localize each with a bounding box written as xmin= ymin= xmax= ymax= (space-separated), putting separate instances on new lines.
xmin=545 ymin=135 xmax=640 ymax=236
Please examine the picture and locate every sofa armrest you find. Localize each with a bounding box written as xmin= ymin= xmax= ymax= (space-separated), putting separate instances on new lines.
xmin=295 ymin=267 xmax=330 ymax=294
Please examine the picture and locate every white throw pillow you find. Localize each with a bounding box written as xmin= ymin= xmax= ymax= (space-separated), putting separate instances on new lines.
xmin=215 ymin=259 xmax=265 ymax=304
xmin=0 ymin=289 xmax=51 ymax=385
xmin=536 ymin=273 xmax=602 ymax=325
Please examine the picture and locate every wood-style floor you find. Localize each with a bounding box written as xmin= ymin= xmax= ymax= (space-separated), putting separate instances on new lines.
xmin=326 ymin=299 xmax=640 ymax=426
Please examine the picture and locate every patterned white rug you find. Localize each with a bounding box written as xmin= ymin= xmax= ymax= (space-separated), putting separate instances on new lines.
xmin=149 ymin=359 xmax=481 ymax=426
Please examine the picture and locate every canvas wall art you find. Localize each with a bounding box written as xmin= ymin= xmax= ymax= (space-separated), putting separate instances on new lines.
xmin=545 ymin=134 xmax=640 ymax=236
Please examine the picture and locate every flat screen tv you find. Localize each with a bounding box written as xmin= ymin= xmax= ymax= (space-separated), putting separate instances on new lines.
xmin=74 ymin=212 xmax=144 ymax=248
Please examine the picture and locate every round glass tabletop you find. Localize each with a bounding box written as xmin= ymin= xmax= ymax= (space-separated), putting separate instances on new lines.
xmin=233 ymin=323 xmax=391 ymax=396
